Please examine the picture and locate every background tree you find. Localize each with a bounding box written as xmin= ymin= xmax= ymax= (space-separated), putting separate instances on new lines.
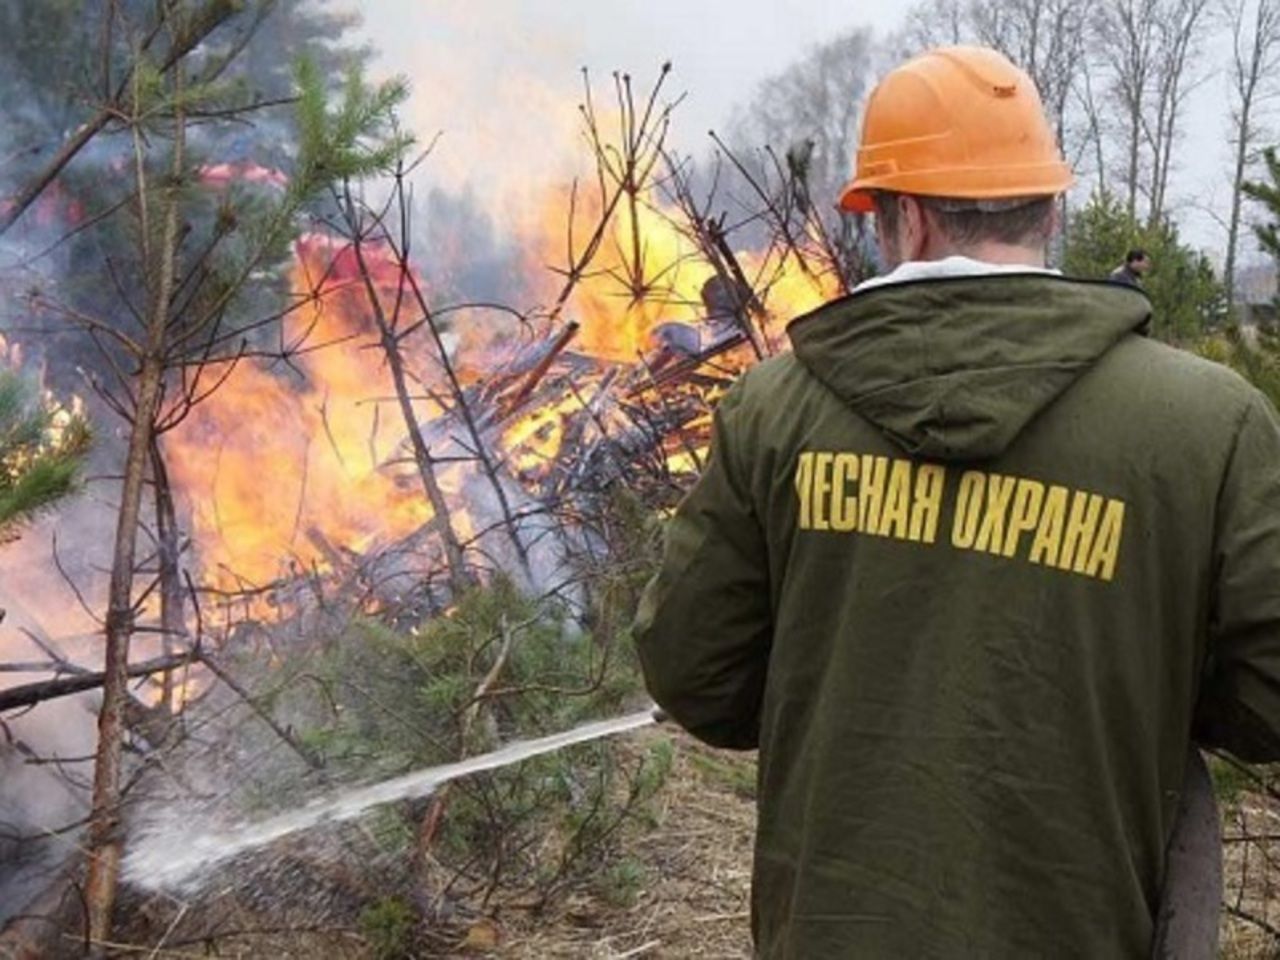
xmin=1244 ymin=146 xmax=1280 ymax=280
xmin=901 ymin=0 xmax=1095 ymax=168
xmin=1063 ymin=190 xmax=1228 ymax=339
xmin=1057 ymin=0 xmax=1211 ymax=227
xmin=1223 ymin=0 xmax=1280 ymax=313
xmin=902 ymin=0 xmax=969 ymax=48
xmin=726 ymin=28 xmax=876 ymax=226
xmin=1143 ymin=0 xmax=1213 ymax=228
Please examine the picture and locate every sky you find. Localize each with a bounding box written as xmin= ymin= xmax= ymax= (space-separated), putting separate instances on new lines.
xmin=354 ymin=0 xmax=1261 ymax=262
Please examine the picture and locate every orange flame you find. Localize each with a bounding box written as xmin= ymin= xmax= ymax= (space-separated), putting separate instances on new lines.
xmin=167 ymin=182 xmax=837 ymax=599
xmin=166 ymin=238 xmax=436 ymax=590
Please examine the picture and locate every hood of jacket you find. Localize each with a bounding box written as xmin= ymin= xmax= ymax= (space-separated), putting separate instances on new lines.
xmin=787 ymin=274 xmax=1151 ymax=461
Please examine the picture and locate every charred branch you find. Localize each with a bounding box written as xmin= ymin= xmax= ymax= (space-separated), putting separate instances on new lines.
xmin=0 ymin=651 xmax=197 ymax=714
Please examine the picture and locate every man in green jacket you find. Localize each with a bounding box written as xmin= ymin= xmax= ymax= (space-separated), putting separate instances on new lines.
xmin=634 ymin=46 xmax=1280 ymax=958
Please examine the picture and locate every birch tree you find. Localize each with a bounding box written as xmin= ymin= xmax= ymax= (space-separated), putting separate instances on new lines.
xmin=1144 ymin=0 xmax=1214 ymax=228
xmin=1223 ymin=0 xmax=1280 ymax=311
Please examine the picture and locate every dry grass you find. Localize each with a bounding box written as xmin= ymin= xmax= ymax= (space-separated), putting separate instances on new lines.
xmin=1221 ymin=794 xmax=1280 ymax=959
xmin=477 ymin=728 xmax=757 ymax=959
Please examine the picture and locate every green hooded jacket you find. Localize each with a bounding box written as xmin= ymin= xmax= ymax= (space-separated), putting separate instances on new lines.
xmin=633 ymin=274 xmax=1280 ymax=959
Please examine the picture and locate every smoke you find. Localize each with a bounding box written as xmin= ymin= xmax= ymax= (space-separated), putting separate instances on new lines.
xmin=0 ymin=527 xmax=104 ymax=926
xmin=0 ymin=14 xmax=148 ymax=924
xmin=0 ymin=691 xmax=96 ymax=926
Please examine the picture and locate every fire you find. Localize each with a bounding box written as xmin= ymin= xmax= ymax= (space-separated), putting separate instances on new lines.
xmin=167 ymin=173 xmax=837 ymax=600
xmin=166 ymin=237 xmax=436 ymax=590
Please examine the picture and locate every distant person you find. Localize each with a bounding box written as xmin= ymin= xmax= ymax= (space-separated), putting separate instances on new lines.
xmin=1110 ymin=248 xmax=1152 ymax=288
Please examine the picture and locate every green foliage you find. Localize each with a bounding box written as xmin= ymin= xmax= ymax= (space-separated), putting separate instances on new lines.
xmin=688 ymin=749 xmax=757 ymax=801
xmin=291 ymin=57 xmax=412 ymax=199
xmin=1208 ymin=755 xmax=1260 ymax=809
xmin=299 ymin=579 xmax=639 ymax=771
xmin=0 ymin=2 xmax=402 ymax=384
xmin=1063 ymin=191 xmax=1228 ymax=341
xmin=266 ymin=577 xmax=666 ymax=909
xmin=1195 ymin=326 xmax=1280 ymax=411
xmin=358 ymin=895 xmax=418 ymax=960
xmin=1243 ymin=147 xmax=1280 ymax=282
xmin=0 ymin=371 xmax=89 ymax=537
xmin=141 ymin=54 xmax=409 ymax=353
xmin=596 ymin=857 xmax=647 ymax=909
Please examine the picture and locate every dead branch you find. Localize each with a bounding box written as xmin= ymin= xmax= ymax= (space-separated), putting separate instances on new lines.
xmin=197 ymin=649 xmax=324 ymax=771
xmin=418 ymin=615 xmax=518 ymax=855
xmin=341 ymin=186 xmax=473 ymax=596
xmin=0 ymin=651 xmax=197 ymax=714
xmin=367 ymin=168 xmax=534 ymax=573
xmin=0 ymin=0 xmax=242 ymax=236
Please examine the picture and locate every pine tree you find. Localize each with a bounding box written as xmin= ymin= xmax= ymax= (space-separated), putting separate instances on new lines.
xmin=1062 ymin=191 xmax=1228 ymax=342
xmin=0 ymin=370 xmax=88 ymax=539
xmin=1244 ymin=147 xmax=1280 ymax=300
xmin=0 ymin=1 xmax=373 ymax=385
xmin=1194 ymin=149 xmax=1280 ymax=410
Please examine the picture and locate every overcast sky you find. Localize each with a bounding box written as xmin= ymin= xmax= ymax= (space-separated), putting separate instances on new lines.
xmin=355 ymin=1 xmax=1253 ymax=260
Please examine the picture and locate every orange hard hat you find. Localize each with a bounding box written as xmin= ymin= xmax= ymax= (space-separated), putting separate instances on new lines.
xmin=839 ymin=46 xmax=1074 ymax=214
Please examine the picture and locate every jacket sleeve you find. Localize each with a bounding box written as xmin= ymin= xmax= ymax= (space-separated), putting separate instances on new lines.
xmin=631 ymin=384 xmax=772 ymax=750
xmin=1195 ymin=392 xmax=1280 ymax=762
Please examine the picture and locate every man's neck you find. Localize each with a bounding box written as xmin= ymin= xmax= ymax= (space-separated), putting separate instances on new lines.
xmin=923 ymin=240 xmax=1047 ymax=269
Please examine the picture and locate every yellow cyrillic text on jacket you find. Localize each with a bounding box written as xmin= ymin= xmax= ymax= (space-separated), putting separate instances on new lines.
xmin=795 ymin=452 xmax=1126 ymax=582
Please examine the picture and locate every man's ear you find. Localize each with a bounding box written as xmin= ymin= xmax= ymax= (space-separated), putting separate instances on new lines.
xmin=899 ymin=195 xmax=929 ymax=262
xmin=1046 ymin=201 xmax=1062 ymax=241
xmin=874 ymin=212 xmax=897 ymax=269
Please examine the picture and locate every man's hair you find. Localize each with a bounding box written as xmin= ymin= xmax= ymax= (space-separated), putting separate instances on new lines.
xmin=1125 ymin=248 xmax=1148 ymax=265
xmin=871 ymin=192 xmax=1055 ymax=247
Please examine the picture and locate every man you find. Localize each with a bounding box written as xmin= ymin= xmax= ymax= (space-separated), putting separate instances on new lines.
xmin=634 ymin=46 xmax=1280 ymax=958
xmin=1111 ymin=248 xmax=1153 ymax=287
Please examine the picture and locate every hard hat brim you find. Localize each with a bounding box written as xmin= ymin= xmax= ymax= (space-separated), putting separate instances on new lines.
xmin=838 ymin=163 xmax=1074 ymax=216
xmin=839 ymin=183 xmax=875 ymax=214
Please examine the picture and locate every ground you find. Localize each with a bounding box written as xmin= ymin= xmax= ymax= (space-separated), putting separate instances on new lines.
xmin=108 ymin=729 xmax=757 ymax=960
xmin=102 ymin=735 xmax=1280 ymax=958
xmin=491 ymin=730 xmax=756 ymax=959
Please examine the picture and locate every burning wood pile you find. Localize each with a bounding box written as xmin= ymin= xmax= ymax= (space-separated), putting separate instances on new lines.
xmin=433 ymin=275 xmax=755 ymax=499
xmin=162 ymin=180 xmax=835 ymax=620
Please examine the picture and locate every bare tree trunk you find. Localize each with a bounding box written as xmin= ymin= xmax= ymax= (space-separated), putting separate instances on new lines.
xmin=1081 ymin=59 xmax=1110 ymax=197
xmin=1145 ymin=0 xmax=1210 ymax=230
xmin=83 ymin=58 xmax=187 ymax=958
xmin=83 ymin=361 xmax=167 ymax=957
xmin=151 ymin=437 xmax=185 ymax=713
xmin=1225 ymin=0 xmax=1280 ymax=315
xmin=1094 ymin=0 xmax=1158 ymax=220
xmin=1227 ymin=112 xmax=1255 ymax=314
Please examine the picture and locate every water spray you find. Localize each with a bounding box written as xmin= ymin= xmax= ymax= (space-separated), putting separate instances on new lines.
xmin=124 ymin=705 xmax=669 ymax=893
